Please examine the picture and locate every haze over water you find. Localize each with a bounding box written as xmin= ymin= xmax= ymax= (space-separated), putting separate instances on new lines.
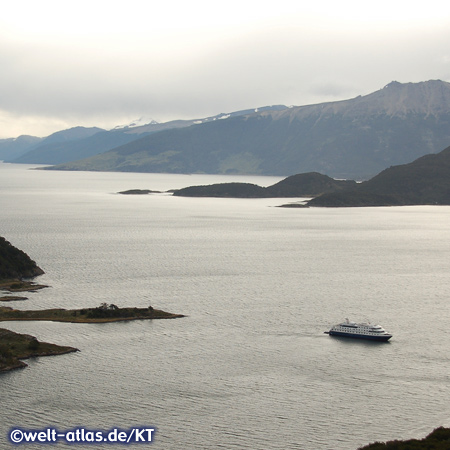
xmin=1 ymin=163 xmax=450 ymax=449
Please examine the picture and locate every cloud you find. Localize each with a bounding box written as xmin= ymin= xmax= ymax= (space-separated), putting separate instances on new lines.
xmin=1 ymin=0 xmax=450 ymax=137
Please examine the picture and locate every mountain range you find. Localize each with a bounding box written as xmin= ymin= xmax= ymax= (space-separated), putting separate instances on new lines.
xmin=3 ymin=80 xmax=450 ymax=180
xmin=1 ymin=106 xmax=285 ymax=165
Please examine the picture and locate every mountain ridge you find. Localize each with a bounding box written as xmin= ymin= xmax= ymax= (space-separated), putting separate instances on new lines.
xmin=278 ymin=80 xmax=450 ymax=120
xmin=6 ymin=106 xmax=287 ymax=165
xmin=44 ymin=80 xmax=450 ymax=179
xmin=0 ymin=135 xmax=43 ymax=161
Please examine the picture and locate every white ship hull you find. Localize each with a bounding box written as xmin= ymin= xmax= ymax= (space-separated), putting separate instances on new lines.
xmin=326 ymin=319 xmax=392 ymax=341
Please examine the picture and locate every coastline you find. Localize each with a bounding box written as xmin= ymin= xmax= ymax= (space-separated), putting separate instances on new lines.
xmin=0 ymin=328 xmax=79 ymax=373
xmin=1 ymin=273 xmax=184 ymax=373
xmin=0 ymin=279 xmax=48 ymax=293
xmin=0 ymin=304 xmax=184 ymax=372
xmin=0 ymin=306 xmax=185 ymax=323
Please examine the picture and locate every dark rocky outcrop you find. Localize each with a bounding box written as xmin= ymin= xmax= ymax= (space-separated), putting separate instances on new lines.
xmin=358 ymin=426 xmax=450 ymax=450
xmin=0 ymin=237 xmax=44 ymax=281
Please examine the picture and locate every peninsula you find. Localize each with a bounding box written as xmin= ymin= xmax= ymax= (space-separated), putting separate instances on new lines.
xmin=0 ymin=328 xmax=78 ymax=372
xmin=0 ymin=280 xmax=48 ymax=301
xmin=0 ymin=237 xmax=184 ymax=373
xmin=0 ymin=303 xmax=184 ymax=323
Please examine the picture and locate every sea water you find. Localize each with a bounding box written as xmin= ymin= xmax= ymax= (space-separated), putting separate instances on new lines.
xmin=1 ymin=162 xmax=450 ymax=449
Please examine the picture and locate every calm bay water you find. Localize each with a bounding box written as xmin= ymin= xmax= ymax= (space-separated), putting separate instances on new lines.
xmin=1 ymin=162 xmax=450 ymax=449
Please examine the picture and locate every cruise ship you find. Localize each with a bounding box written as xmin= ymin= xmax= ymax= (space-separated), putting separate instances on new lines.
xmin=325 ymin=319 xmax=392 ymax=341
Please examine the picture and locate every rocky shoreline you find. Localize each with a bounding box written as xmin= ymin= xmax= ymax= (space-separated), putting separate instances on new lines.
xmin=0 ymin=328 xmax=79 ymax=373
xmin=0 ymin=237 xmax=185 ymax=374
xmin=0 ymin=304 xmax=184 ymax=373
xmin=0 ymin=279 xmax=48 ymax=302
xmin=358 ymin=426 xmax=450 ymax=449
xmin=0 ymin=296 xmax=28 ymax=302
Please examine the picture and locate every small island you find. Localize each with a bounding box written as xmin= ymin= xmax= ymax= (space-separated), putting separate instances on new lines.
xmin=117 ymin=189 xmax=161 ymax=195
xmin=0 ymin=303 xmax=185 ymax=323
xmin=0 ymin=328 xmax=78 ymax=373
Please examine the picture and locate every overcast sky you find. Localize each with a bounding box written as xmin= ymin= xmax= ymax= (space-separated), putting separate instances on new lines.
xmin=1 ymin=0 xmax=450 ymax=138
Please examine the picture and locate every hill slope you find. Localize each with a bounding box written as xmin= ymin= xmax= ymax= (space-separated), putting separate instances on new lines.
xmin=47 ymin=80 xmax=450 ymax=179
xmin=11 ymin=129 xmax=143 ymax=165
xmin=0 ymin=135 xmax=43 ymax=161
xmin=307 ymin=145 xmax=450 ymax=206
xmin=10 ymin=126 xmax=105 ymax=164
xmin=0 ymin=237 xmax=44 ymax=280
xmin=10 ymin=106 xmax=287 ymax=165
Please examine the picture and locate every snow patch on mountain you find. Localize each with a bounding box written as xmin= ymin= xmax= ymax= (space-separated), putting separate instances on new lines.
xmin=113 ymin=117 xmax=158 ymax=130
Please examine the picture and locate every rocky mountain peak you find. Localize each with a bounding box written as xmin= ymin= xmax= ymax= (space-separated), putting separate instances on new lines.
xmin=285 ymin=79 xmax=450 ymax=120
